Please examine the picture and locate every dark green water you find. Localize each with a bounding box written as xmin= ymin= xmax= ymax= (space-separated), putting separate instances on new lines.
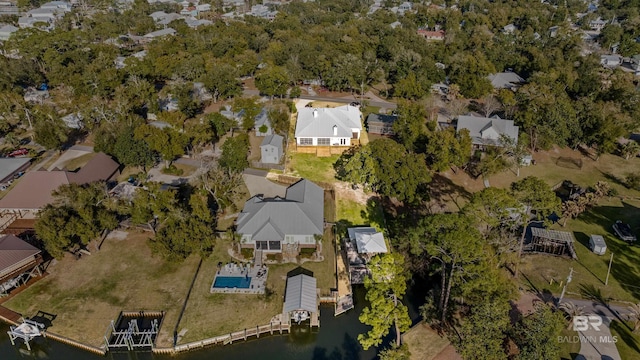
xmin=1 ymin=284 xmax=427 ymax=360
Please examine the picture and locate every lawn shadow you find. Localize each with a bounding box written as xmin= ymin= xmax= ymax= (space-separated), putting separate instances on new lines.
xmin=359 ymin=196 xmax=387 ymax=230
xmin=599 ymin=170 xmax=628 ymax=188
xmin=428 ymin=173 xmax=473 ymax=212
xmin=574 ymin=232 xmax=605 ymax=285
xmin=610 ymin=320 xmax=640 ymax=354
xmin=29 ymin=310 xmax=56 ymax=330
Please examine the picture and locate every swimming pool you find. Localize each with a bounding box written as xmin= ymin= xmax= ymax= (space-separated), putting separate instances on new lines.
xmin=213 ymin=276 xmax=252 ymax=289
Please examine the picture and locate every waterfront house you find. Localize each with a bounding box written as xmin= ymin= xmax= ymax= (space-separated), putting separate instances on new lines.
xmin=0 ymin=153 xmax=120 ymax=218
xmin=236 ymin=179 xmax=323 ymax=254
xmin=344 ymin=227 xmax=388 ymax=284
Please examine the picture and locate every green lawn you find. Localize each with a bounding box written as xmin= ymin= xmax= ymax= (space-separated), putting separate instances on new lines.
xmin=559 ymin=328 xmax=580 ymax=360
xmin=178 ymin=226 xmax=337 ymax=344
xmin=336 ymin=197 xmax=385 ymax=231
xmin=610 ymin=320 xmax=640 ymax=359
xmin=288 ymin=153 xmax=339 ymax=184
xmin=402 ymin=322 xmax=451 ymax=360
xmin=3 ymin=232 xmax=199 ymax=348
xmin=520 ymin=197 xmax=640 ymax=303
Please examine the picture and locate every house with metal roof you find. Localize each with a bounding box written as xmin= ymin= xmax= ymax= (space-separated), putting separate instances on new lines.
xmin=260 ymin=134 xmax=283 ymax=164
xmin=255 ymin=109 xmax=272 ymax=136
xmin=0 ymin=153 xmax=120 ymax=217
xmin=0 ymin=234 xmax=42 ymax=296
xmin=295 ymin=105 xmax=362 ymax=147
xmin=236 ymin=179 xmax=324 ymax=254
xmin=0 ymin=158 xmax=30 ymax=184
xmin=455 ymin=115 xmax=519 ymax=148
xmin=344 ymin=227 xmax=388 ymax=284
xmin=284 ymin=271 xmax=317 ymax=324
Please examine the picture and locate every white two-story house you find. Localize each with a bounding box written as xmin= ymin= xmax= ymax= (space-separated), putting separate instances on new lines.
xmin=295 ymin=105 xmax=362 ymax=147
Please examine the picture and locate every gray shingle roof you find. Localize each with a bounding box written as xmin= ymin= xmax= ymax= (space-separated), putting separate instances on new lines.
xmin=260 ymin=134 xmax=283 ymax=151
xmin=295 ymin=105 xmax=362 ymax=138
xmin=487 ymin=72 xmax=524 ymax=89
xmin=255 ymin=108 xmax=270 ymax=128
xmin=456 ymin=115 xmax=519 ymax=146
xmin=236 ymin=179 xmax=324 ymax=240
xmin=284 ymin=274 xmax=317 ymax=313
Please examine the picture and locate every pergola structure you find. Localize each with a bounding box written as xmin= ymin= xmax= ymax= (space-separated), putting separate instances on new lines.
xmin=528 ymin=228 xmax=578 ymax=259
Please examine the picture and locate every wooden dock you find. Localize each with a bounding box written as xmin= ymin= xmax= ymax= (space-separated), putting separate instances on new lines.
xmin=0 ymin=305 xmax=21 ymax=324
xmin=157 ymin=322 xmax=291 ymax=354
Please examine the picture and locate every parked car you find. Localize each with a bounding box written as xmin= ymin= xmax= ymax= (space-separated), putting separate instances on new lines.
xmin=613 ymin=220 xmax=637 ymax=242
xmin=13 ymin=171 xmax=24 ymax=179
xmin=0 ymin=185 xmax=7 ymax=191
xmin=8 ymin=148 xmax=28 ymax=157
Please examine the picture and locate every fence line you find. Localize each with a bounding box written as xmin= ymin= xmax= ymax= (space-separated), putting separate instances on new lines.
xmin=251 ymin=161 xmax=284 ymax=171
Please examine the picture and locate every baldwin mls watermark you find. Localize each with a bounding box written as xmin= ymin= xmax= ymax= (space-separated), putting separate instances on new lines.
xmin=558 ymin=315 xmax=618 ymax=344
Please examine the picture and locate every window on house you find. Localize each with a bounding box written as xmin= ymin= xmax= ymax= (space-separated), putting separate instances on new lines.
xmin=317 ymin=138 xmax=330 ymax=145
xmin=340 ymin=138 xmax=347 ymax=145
xmin=300 ymin=138 xmax=313 ymax=145
xmin=256 ymin=241 xmax=268 ymax=250
xmin=268 ymin=241 xmax=281 ymax=250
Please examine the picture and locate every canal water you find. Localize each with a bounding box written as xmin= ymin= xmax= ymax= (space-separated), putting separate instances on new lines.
xmin=0 ymin=283 xmax=428 ymax=360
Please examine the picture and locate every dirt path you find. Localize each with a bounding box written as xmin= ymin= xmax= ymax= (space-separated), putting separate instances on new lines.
xmin=333 ymin=181 xmax=371 ymax=205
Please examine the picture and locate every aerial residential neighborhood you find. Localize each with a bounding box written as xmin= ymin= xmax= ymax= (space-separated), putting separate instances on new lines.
xmin=1 ymin=0 xmax=640 ymax=359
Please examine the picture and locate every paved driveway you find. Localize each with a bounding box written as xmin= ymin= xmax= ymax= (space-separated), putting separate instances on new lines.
xmin=242 ymin=170 xmax=286 ymax=198
xmin=575 ymin=316 xmax=621 ymax=360
xmin=47 ymin=149 xmax=92 ymax=171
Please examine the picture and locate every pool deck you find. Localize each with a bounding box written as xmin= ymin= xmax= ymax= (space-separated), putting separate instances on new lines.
xmin=210 ymin=263 xmax=268 ymax=295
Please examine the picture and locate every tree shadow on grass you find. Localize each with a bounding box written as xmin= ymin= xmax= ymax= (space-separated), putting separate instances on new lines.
xmin=610 ymin=320 xmax=640 ymax=354
xmin=428 ymin=173 xmax=473 ymax=212
xmin=599 ymin=170 xmax=629 ymax=189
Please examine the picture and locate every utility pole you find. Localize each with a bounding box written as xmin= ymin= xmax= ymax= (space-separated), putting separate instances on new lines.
xmin=605 ymin=252 xmax=614 ymax=286
xmin=559 ymin=267 xmax=574 ymax=304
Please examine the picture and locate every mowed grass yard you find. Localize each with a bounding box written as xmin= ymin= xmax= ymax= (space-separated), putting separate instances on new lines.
xmin=519 ymin=197 xmax=640 ymax=303
xmin=402 ymin=322 xmax=450 ymax=360
xmin=287 ymin=153 xmax=339 ymax=184
xmin=3 ymin=232 xmax=200 ymax=348
xmin=336 ymin=197 xmax=385 ymax=231
xmin=438 ymin=146 xmax=640 ymax=303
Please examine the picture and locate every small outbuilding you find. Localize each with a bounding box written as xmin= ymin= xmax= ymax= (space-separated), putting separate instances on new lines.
xmin=260 ymin=134 xmax=283 ymax=164
xmin=589 ymin=235 xmax=607 ymax=255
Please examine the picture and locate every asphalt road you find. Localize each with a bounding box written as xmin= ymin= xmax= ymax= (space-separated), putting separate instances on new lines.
xmin=242 ymin=89 xmax=397 ymax=109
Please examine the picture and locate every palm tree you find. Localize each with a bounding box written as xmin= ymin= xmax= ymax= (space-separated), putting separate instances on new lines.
xmin=559 ymin=301 xmax=585 ymax=330
xmin=593 ymin=181 xmax=611 ymax=199
xmin=621 ymin=141 xmax=640 ymax=160
xmin=628 ymin=303 xmax=640 ymax=333
xmin=562 ymin=200 xmax=581 ymax=226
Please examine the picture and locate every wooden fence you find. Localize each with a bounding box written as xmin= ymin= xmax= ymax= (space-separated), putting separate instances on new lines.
xmin=153 ymin=322 xmax=291 ymax=355
xmin=251 ymin=161 xmax=285 ymax=171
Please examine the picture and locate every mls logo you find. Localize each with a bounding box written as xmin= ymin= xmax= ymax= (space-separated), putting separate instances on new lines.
xmin=573 ymin=315 xmax=602 ymax=331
